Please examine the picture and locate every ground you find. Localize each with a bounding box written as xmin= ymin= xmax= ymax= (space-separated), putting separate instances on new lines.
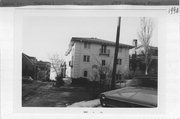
xmin=22 ymin=80 xmax=93 ymax=107
xmin=22 ymin=79 xmax=133 ymax=107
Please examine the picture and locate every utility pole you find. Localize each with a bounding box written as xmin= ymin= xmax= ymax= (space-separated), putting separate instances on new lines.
xmin=111 ymin=17 xmax=121 ymax=90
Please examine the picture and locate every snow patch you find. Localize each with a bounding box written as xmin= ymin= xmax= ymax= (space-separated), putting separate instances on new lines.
xmin=67 ymin=99 xmax=100 ymax=107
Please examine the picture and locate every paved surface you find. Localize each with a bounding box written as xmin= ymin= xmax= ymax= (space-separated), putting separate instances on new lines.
xmin=22 ymin=82 xmax=92 ymax=107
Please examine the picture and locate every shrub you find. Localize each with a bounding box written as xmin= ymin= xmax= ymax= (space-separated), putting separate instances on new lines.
xmin=71 ymin=77 xmax=91 ymax=86
xmin=22 ymin=79 xmax=33 ymax=84
xmin=54 ymin=75 xmax=64 ymax=87
xmin=123 ymin=73 xmax=134 ymax=80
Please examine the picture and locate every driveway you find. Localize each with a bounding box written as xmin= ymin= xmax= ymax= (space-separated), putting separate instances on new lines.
xmin=22 ymin=81 xmax=92 ymax=107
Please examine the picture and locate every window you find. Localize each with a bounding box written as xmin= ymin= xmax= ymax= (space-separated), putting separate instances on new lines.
xmin=101 ymin=45 xmax=107 ymax=53
xmin=83 ymin=55 xmax=90 ymax=62
xmin=84 ymin=71 xmax=88 ymax=77
xmin=84 ymin=42 xmax=90 ymax=49
xmin=69 ymin=61 xmax=73 ymax=67
xmin=83 ymin=56 xmax=86 ymax=61
xmin=102 ymin=60 xmax=106 ymax=66
xmin=117 ymin=59 xmax=122 ymax=65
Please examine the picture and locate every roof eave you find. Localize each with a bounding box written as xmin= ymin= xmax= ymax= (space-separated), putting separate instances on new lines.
xmin=71 ymin=37 xmax=134 ymax=49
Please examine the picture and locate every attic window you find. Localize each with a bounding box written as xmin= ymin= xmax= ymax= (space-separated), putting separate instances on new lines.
xmin=84 ymin=42 xmax=91 ymax=49
xmin=119 ymin=48 xmax=122 ymax=52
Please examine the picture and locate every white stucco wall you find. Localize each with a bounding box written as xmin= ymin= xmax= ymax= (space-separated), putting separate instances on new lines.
xmin=70 ymin=41 xmax=130 ymax=80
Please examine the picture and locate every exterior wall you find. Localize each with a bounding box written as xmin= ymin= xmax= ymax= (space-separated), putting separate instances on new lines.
xmin=129 ymin=46 xmax=144 ymax=56
xmin=37 ymin=70 xmax=47 ymax=81
xmin=22 ymin=55 xmax=37 ymax=80
xmin=70 ymin=41 xmax=130 ymax=80
xmin=70 ymin=43 xmax=79 ymax=78
xmin=37 ymin=61 xmax=51 ymax=81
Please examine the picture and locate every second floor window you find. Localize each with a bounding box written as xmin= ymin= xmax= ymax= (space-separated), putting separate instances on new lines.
xmin=84 ymin=42 xmax=91 ymax=49
xmin=117 ymin=59 xmax=122 ymax=65
xmin=83 ymin=55 xmax=90 ymax=62
xmin=101 ymin=45 xmax=107 ymax=53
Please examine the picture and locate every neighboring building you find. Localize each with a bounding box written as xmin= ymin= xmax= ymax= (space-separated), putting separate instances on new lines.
xmin=37 ymin=61 xmax=51 ymax=81
xmin=65 ymin=37 xmax=134 ymax=82
xmin=129 ymin=39 xmax=158 ymax=76
xmin=22 ymin=53 xmax=51 ymax=81
xmin=60 ymin=62 xmax=67 ymax=78
xmin=22 ymin=53 xmax=38 ymax=80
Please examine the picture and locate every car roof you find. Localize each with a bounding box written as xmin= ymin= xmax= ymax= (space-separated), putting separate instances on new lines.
xmin=102 ymin=87 xmax=157 ymax=107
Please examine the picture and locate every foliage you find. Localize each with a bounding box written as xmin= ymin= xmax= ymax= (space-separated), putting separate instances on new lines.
xmin=137 ymin=17 xmax=154 ymax=75
xmin=123 ymin=72 xmax=134 ymax=79
xmin=71 ymin=77 xmax=90 ymax=86
xmin=131 ymin=53 xmax=137 ymax=73
xmin=89 ymin=58 xmax=113 ymax=99
xmin=90 ymin=59 xmax=112 ymax=90
xmin=54 ymin=75 xmax=64 ymax=87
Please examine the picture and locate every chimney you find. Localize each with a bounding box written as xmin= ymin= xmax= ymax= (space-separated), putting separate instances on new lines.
xmin=133 ymin=39 xmax=137 ymax=47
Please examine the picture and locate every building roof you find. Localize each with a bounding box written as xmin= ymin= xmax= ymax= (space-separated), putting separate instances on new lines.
xmin=66 ymin=37 xmax=134 ymax=56
xmin=135 ymin=45 xmax=158 ymax=50
xmin=37 ymin=61 xmax=51 ymax=66
xmin=22 ymin=53 xmax=37 ymax=65
xmin=71 ymin=37 xmax=134 ymax=48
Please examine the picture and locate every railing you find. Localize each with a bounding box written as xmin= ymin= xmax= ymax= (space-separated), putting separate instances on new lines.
xmin=99 ymin=48 xmax=110 ymax=56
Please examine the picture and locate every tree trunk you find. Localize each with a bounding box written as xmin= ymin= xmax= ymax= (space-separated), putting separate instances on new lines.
xmin=145 ymin=67 xmax=148 ymax=75
xmin=145 ymin=52 xmax=148 ymax=75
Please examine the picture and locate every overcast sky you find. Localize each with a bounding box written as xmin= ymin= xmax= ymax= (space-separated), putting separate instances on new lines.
xmin=22 ymin=16 xmax=157 ymax=79
xmin=23 ymin=17 xmax=157 ymax=62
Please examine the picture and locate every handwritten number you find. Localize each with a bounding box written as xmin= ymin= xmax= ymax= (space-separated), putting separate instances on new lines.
xmin=168 ymin=7 xmax=180 ymax=14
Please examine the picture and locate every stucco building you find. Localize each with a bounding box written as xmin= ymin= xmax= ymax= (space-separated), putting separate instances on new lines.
xmin=66 ymin=37 xmax=133 ymax=81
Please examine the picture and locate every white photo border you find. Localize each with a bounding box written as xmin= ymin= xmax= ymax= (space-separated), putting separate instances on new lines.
xmin=1 ymin=5 xmax=180 ymax=119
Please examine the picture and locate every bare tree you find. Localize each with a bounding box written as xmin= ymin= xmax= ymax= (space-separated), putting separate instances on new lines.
xmin=49 ymin=54 xmax=65 ymax=86
xmin=138 ymin=17 xmax=154 ymax=75
xmin=89 ymin=59 xmax=112 ymax=99
xmin=90 ymin=57 xmax=113 ymax=90
xmin=49 ymin=54 xmax=65 ymax=76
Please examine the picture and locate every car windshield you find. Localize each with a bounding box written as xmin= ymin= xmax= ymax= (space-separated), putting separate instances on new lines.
xmin=129 ymin=76 xmax=157 ymax=89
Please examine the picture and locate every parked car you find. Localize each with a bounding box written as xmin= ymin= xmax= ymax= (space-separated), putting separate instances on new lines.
xmin=100 ymin=77 xmax=157 ymax=107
